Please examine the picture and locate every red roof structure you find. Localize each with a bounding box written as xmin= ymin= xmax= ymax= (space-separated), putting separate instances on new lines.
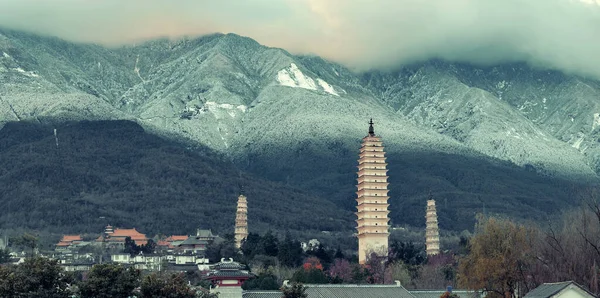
xmin=56 ymin=235 xmax=82 ymax=249
xmin=96 ymin=226 xmax=148 ymax=246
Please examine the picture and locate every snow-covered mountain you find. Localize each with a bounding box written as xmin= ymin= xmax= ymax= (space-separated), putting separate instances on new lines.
xmin=1 ymin=29 xmax=597 ymax=230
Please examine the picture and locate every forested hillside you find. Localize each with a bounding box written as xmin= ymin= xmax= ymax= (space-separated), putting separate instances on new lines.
xmin=0 ymin=120 xmax=352 ymax=237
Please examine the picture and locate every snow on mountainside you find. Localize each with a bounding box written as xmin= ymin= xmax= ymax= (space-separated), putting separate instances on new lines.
xmin=1 ymin=29 xmax=598 ymax=180
xmin=1 ymin=29 xmax=600 ymax=230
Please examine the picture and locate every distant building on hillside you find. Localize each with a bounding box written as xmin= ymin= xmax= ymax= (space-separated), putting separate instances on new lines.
xmin=157 ymin=235 xmax=189 ymax=252
xmin=356 ymin=119 xmax=390 ymax=264
xmin=56 ymin=235 xmax=83 ymax=251
xmin=196 ymin=229 xmax=216 ymax=242
xmin=95 ymin=225 xmax=148 ymax=248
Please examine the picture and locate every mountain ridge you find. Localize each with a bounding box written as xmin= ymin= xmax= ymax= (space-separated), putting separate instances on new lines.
xmin=1 ymin=28 xmax=599 ymax=233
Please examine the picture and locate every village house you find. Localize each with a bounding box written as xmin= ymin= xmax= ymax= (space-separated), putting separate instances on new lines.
xmin=524 ymin=281 xmax=596 ymax=298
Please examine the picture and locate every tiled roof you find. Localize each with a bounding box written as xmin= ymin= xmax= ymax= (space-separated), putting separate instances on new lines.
xmin=304 ymin=284 xmax=415 ymax=298
xmin=56 ymin=241 xmax=71 ymax=247
xmin=61 ymin=235 xmax=82 ymax=242
xmin=524 ymin=281 xmax=595 ymax=298
xmin=166 ymin=235 xmax=189 ymax=241
xmin=243 ymin=291 xmax=282 ymax=298
xmin=180 ymin=237 xmax=208 ymax=246
xmin=111 ymin=228 xmax=147 ymax=239
xmin=244 ymin=284 xmax=416 ymax=298
xmin=411 ymin=290 xmax=481 ymax=298
xmin=207 ymin=271 xmax=253 ymax=278
xmin=197 ymin=229 xmax=215 ymax=238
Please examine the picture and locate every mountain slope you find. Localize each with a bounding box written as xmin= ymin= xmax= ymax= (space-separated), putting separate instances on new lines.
xmin=0 ymin=120 xmax=352 ymax=236
xmin=0 ymin=29 xmax=599 ymax=232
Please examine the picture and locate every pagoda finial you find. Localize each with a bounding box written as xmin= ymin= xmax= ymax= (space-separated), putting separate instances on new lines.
xmin=368 ymin=119 xmax=375 ymax=136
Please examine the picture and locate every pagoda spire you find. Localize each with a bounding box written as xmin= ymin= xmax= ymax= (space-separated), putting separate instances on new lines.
xmin=356 ymin=119 xmax=390 ymax=264
xmin=234 ymin=191 xmax=248 ymax=249
xmin=425 ymin=195 xmax=441 ymax=256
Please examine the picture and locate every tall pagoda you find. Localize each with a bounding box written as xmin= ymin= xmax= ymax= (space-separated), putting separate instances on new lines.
xmin=356 ymin=119 xmax=390 ymax=264
xmin=425 ymin=196 xmax=440 ymax=256
xmin=234 ymin=191 xmax=248 ymax=249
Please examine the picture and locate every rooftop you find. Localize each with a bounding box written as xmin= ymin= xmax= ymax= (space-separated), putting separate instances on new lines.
xmin=244 ymin=284 xmax=416 ymax=298
xmin=524 ymin=281 xmax=595 ymax=298
xmin=111 ymin=228 xmax=146 ymax=239
xmin=61 ymin=235 xmax=82 ymax=242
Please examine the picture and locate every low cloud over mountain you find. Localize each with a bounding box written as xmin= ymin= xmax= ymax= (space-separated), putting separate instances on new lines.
xmin=1 ymin=0 xmax=599 ymax=77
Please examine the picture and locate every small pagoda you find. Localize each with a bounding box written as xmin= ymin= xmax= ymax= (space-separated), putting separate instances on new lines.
xmin=234 ymin=191 xmax=248 ymax=249
xmin=356 ymin=119 xmax=390 ymax=264
xmin=425 ymin=197 xmax=441 ymax=255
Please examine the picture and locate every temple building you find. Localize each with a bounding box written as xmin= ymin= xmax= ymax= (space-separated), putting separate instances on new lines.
xmin=425 ymin=197 xmax=441 ymax=255
xmin=234 ymin=192 xmax=248 ymax=249
xmin=356 ymin=119 xmax=390 ymax=264
xmin=95 ymin=225 xmax=148 ymax=248
xmin=206 ymin=258 xmax=253 ymax=298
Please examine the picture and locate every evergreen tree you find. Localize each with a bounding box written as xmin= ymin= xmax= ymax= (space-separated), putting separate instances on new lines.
xmin=278 ymin=233 xmax=303 ymax=267
xmin=261 ymin=231 xmax=279 ymax=257
xmin=0 ymin=257 xmax=73 ymax=298
xmin=79 ymin=264 xmax=141 ymax=298
xmin=140 ymin=273 xmax=196 ymax=298
xmin=282 ymin=283 xmax=308 ymax=298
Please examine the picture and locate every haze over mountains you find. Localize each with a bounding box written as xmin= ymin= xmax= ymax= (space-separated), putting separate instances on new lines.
xmin=0 ymin=28 xmax=598 ymax=235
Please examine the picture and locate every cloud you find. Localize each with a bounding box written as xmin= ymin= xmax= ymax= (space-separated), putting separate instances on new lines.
xmin=0 ymin=0 xmax=599 ymax=77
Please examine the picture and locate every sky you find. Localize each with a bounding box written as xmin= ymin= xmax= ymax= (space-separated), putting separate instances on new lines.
xmin=0 ymin=0 xmax=600 ymax=76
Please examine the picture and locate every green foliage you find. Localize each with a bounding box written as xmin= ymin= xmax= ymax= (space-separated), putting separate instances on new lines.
xmin=278 ymin=234 xmax=304 ymax=268
xmin=291 ymin=268 xmax=329 ymax=284
xmin=0 ymin=257 xmax=72 ymax=298
xmin=389 ymin=240 xmax=426 ymax=266
xmin=9 ymin=233 xmax=39 ymax=256
xmin=78 ymin=263 xmax=141 ymax=298
xmin=124 ymin=237 xmax=156 ymax=255
xmin=281 ymin=283 xmax=308 ymax=298
xmin=205 ymin=235 xmax=238 ymax=263
xmin=0 ymin=248 xmax=11 ymax=264
xmin=242 ymin=273 xmax=280 ymax=290
xmin=139 ymin=273 xmax=197 ymax=298
xmin=0 ymin=121 xmax=351 ymax=239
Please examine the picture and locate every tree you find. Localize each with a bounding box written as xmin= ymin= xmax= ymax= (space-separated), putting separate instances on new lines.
xmin=10 ymin=233 xmax=39 ymax=256
xmin=261 ymin=231 xmax=279 ymax=257
xmin=292 ymin=257 xmax=328 ymax=284
xmin=0 ymin=248 xmax=11 ymax=264
xmin=142 ymin=239 xmax=157 ymax=254
xmin=0 ymin=256 xmax=73 ymax=298
xmin=139 ymin=273 xmax=196 ymax=298
xmin=440 ymin=291 xmax=460 ymax=298
xmin=123 ymin=236 xmax=139 ymax=255
xmin=79 ymin=264 xmax=141 ymax=298
xmin=241 ymin=233 xmax=262 ymax=259
xmin=328 ymin=258 xmax=352 ymax=283
xmin=282 ymin=282 xmax=307 ymax=298
xmin=242 ymin=273 xmax=280 ymax=290
xmin=278 ymin=234 xmax=304 ymax=267
xmin=458 ymin=216 xmax=537 ymax=298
